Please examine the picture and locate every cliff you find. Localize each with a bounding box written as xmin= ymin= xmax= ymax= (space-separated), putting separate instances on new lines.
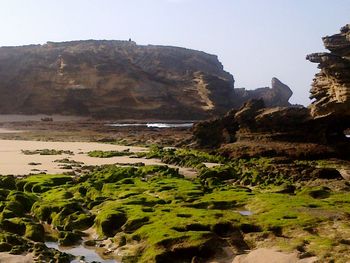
xmin=0 ymin=40 xmax=234 ymax=119
xmin=307 ymin=24 xmax=350 ymax=118
xmin=0 ymin=40 xmax=292 ymax=120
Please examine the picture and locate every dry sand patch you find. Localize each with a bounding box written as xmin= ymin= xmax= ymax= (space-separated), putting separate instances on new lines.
xmin=0 ymin=139 xmax=147 ymax=175
xmin=0 ymin=139 xmax=196 ymax=177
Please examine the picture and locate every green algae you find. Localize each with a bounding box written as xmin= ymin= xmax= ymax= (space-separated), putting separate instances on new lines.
xmin=0 ymin=156 xmax=348 ymax=262
xmin=136 ymin=145 xmax=226 ymax=168
xmin=21 ymin=149 xmax=74 ymax=155
xmin=88 ymin=149 xmax=133 ymax=158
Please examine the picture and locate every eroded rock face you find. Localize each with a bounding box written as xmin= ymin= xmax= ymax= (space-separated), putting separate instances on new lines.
xmin=193 ymin=25 xmax=350 ymax=159
xmin=0 ymin=40 xmax=235 ymax=119
xmin=0 ymin=40 xmax=294 ymax=120
xmin=307 ymin=24 xmax=350 ymax=118
xmin=193 ymin=100 xmax=349 ymax=158
xmin=233 ymin=77 xmax=293 ymax=107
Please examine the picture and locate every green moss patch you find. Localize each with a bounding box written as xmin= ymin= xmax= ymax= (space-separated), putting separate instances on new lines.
xmin=0 ymin=155 xmax=347 ymax=262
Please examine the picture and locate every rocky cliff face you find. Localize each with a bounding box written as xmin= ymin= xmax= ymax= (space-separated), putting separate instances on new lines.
xmin=307 ymin=24 xmax=350 ymax=118
xmin=193 ymin=25 xmax=350 ymax=158
xmin=0 ymin=40 xmax=236 ymax=119
xmin=0 ymin=40 xmax=292 ymax=120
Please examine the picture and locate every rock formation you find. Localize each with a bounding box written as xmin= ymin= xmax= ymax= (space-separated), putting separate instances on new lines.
xmin=307 ymin=24 xmax=350 ymax=118
xmin=193 ymin=25 xmax=350 ymax=159
xmin=0 ymin=40 xmax=236 ymax=119
xmin=234 ymin=77 xmax=293 ymax=107
xmin=0 ymin=40 xmax=292 ymax=120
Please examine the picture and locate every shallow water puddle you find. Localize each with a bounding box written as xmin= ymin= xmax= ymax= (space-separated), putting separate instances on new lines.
xmin=0 ymin=128 xmax=24 ymax=133
xmin=45 ymin=242 xmax=118 ymax=263
xmin=237 ymin=210 xmax=253 ymax=216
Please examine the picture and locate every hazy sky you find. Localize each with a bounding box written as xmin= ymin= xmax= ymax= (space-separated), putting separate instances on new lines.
xmin=0 ymin=0 xmax=349 ymax=105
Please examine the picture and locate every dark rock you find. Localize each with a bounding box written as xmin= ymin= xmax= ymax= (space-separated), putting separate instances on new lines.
xmin=25 ymin=223 xmax=45 ymax=242
xmin=0 ymin=219 xmax=26 ymax=235
xmin=122 ymin=216 xmax=150 ymax=233
xmin=97 ymin=211 xmax=127 ymax=237
xmin=83 ymin=240 xmax=96 ymax=246
xmin=211 ymin=222 xmax=235 ymax=237
xmin=0 ymin=242 xmax=12 ymax=252
xmin=192 ymin=109 xmax=238 ymax=147
xmin=308 ymin=187 xmax=331 ymax=199
xmin=58 ymin=231 xmax=82 ymax=246
xmin=311 ymin=168 xmax=342 ymax=179
xmin=275 ymin=184 xmax=296 ymax=194
xmin=240 ymin=223 xmax=262 ymax=233
xmin=340 ymin=239 xmax=350 ymax=245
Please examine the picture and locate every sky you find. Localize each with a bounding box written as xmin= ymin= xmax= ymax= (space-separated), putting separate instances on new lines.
xmin=0 ymin=0 xmax=349 ymax=105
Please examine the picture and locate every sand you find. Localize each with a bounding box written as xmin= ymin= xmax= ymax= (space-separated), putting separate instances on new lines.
xmin=0 ymin=139 xmax=196 ymax=177
xmin=0 ymin=252 xmax=33 ymax=263
xmin=0 ymin=139 xmax=148 ymax=175
xmin=0 ymin=128 xmax=24 ymax=134
xmin=232 ymin=248 xmax=318 ymax=263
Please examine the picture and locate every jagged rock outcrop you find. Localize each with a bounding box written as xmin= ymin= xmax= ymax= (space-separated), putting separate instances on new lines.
xmin=193 ymin=25 xmax=350 ymax=159
xmin=307 ymin=24 xmax=350 ymax=118
xmin=233 ymin=77 xmax=293 ymax=107
xmin=0 ymin=40 xmax=236 ymax=119
xmin=193 ymin=99 xmax=349 ymax=158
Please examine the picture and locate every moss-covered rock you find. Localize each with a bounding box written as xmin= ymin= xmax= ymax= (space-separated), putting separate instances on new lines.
xmin=0 ymin=242 xmax=12 ymax=252
xmin=20 ymin=174 xmax=73 ymax=193
xmin=0 ymin=176 xmax=16 ymax=190
xmin=24 ymin=223 xmax=45 ymax=242
xmin=0 ymin=160 xmax=346 ymax=262
xmin=94 ymin=210 xmax=127 ymax=237
xmin=58 ymin=231 xmax=82 ymax=246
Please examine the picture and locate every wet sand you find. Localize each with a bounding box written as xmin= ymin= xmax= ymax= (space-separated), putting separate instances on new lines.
xmin=0 ymin=128 xmax=25 ymax=133
xmin=0 ymin=139 xmax=196 ymax=177
xmin=232 ymin=248 xmax=318 ymax=263
xmin=0 ymin=252 xmax=33 ymax=263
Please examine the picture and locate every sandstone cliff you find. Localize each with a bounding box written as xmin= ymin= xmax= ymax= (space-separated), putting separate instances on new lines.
xmin=0 ymin=40 xmax=292 ymax=120
xmin=307 ymin=24 xmax=350 ymax=118
xmin=0 ymin=40 xmax=236 ymax=119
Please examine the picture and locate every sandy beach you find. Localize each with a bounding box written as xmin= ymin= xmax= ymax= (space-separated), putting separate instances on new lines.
xmin=0 ymin=139 xmax=147 ymax=175
xmin=0 ymin=139 xmax=196 ymax=177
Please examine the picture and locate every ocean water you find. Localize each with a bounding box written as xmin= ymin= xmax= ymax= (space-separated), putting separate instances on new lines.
xmin=107 ymin=122 xmax=194 ymax=128
xmin=45 ymin=242 xmax=117 ymax=263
